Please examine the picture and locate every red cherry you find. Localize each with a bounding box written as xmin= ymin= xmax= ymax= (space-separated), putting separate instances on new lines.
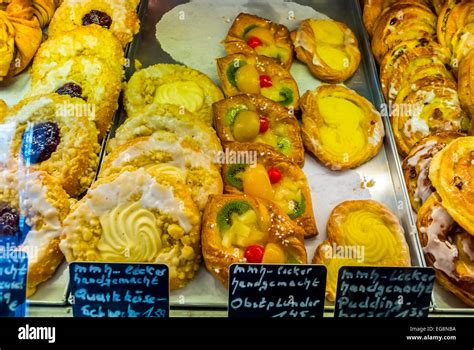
xmin=247 ymin=36 xmax=263 ymax=49
xmin=259 ymin=75 xmax=273 ymax=88
xmin=259 ymin=117 xmax=269 ymax=133
xmin=267 ymin=167 xmax=282 ymax=184
xmin=244 ymin=245 xmax=265 ymax=263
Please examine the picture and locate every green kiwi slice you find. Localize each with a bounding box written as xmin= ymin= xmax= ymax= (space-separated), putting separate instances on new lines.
xmin=225 ymin=164 xmax=247 ymax=190
xmin=217 ymin=200 xmax=253 ymax=232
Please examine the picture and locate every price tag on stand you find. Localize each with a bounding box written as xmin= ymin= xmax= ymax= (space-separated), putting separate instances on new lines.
xmin=69 ymin=262 xmax=169 ymax=318
xmin=334 ymin=266 xmax=435 ymax=318
xmin=0 ymin=250 xmax=28 ymax=317
xmin=228 ymin=264 xmax=326 ymax=318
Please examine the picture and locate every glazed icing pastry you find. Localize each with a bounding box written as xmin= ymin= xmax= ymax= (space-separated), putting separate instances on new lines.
xmin=29 ymin=55 xmax=122 ymax=139
xmin=0 ymin=169 xmax=72 ymax=297
xmin=417 ymin=193 xmax=474 ymax=306
xmin=124 ymin=64 xmax=224 ymax=126
xmin=371 ymin=2 xmax=437 ymax=63
xmin=212 ymin=94 xmax=304 ymax=166
xmin=437 ymin=0 xmax=474 ymax=53
xmin=300 ymin=85 xmax=384 ymax=171
xmin=0 ymin=94 xmax=100 ymax=197
xmin=313 ymin=200 xmax=411 ymax=301
xmin=391 ymin=77 xmax=469 ymax=158
xmin=402 ymin=132 xmax=464 ymax=212
xmin=458 ymin=49 xmax=474 ymax=127
xmin=223 ymin=13 xmax=293 ymax=69
xmin=291 ymin=18 xmax=361 ymax=83
xmin=48 ymin=0 xmax=140 ymax=47
xmin=216 ymin=53 xmax=299 ymax=111
xmin=60 ymin=168 xmax=201 ymax=290
xmin=221 ymin=142 xmax=317 ymax=238
xmin=429 ymin=136 xmax=474 ymax=235
xmin=202 ymin=194 xmax=307 ymax=287
xmin=100 ymin=135 xmax=223 ymax=211
xmin=31 ymin=25 xmax=124 ymax=81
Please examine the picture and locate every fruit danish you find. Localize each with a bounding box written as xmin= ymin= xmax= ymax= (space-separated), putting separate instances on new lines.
xmin=300 ymin=85 xmax=384 ymax=171
xmin=402 ymin=132 xmax=464 ymax=213
xmin=417 ymin=193 xmax=474 ymax=306
xmin=29 ymin=55 xmax=122 ymax=139
xmin=223 ymin=13 xmax=293 ymax=70
xmin=221 ymin=142 xmax=317 ymax=238
xmin=48 ymin=0 xmax=140 ymax=47
xmin=0 ymin=168 xmax=72 ymax=297
xmin=216 ymin=53 xmax=299 ymax=111
xmin=60 ymin=168 xmax=202 ymax=290
xmin=212 ymin=94 xmax=304 ymax=166
xmin=313 ymin=200 xmax=411 ymax=301
xmin=291 ymin=19 xmax=361 ymax=83
xmin=202 ymin=194 xmax=307 ymax=287
xmin=100 ymin=135 xmax=223 ymax=211
xmin=458 ymin=49 xmax=474 ymax=126
xmin=0 ymin=94 xmax=100 ymax=197
xmin=124 ymin=64 xmax=224 ymax=126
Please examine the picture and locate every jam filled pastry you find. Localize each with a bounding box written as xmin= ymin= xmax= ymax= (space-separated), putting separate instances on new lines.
xmin=216 ymin=53 xmax=299 ymax=111
xmin=223 ymin=13 xmax=293 ymax=70
xmin=458 ymin=49 xmax=474 ymax=129
xmin=212 ymin=94 xmax=304 ymax=166
xmin=0 ymin=94 xmax=100 ymax=197
xmin=313 ymin=200 xmax=411 ymax=301
xmin=124 ymin=64 xmax=224 ymax=126
xmin=201 ymin=194 xmax=307 ymax=287
xmin=221 ymin=142 xmax=317 ymax=238
xmin=291 ymin=18 xmax=361 ymax=83
xmin=300 ymin=84 xmax=384 ymax=171
xmin=60 ymin=168 xmax=202 ymax=290
xmin=48 ymin=0 xmax=140 ymax=47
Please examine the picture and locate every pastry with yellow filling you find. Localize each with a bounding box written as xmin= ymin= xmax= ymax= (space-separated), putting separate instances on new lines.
xmin=300 ymin=85 xmax=384 ymax=171
xmin=48 ymin=0 xmax=140 ymax=47
xmin=216 ymin=53 xmax=299 ymax=111
xmin=212 ymin=94 xmax=304 ymax=166
xmin=458 ymin=49 xmax=474 ymax=127
xmin=202 ymin=194 xmax=307 ymax=287
xmin=100 ymin=135 xmax=223 ymax=211
xmin=417 ymin=193 xmax=474 ymax=307
xmin=429 ymin=136 xmax=474 ymax=235
xmin=291 ymin=18 xmax=361 ymax=83
xmin=221 ymin=142 xmax=317 ymax=237
xmin=60 ymin=168 xmax=202 ymax=290
xmin=0 ymin=94 xmax=100 ymax=197
xmin=124 ymin=64 xmax=224 ymax=126
xmin=313 ymin=200 xmax=411 ymax=301
xmin=223 ymin=13 xmax=293 ymax=69
xmin=402 ymin=132 xmax=464 ymax=213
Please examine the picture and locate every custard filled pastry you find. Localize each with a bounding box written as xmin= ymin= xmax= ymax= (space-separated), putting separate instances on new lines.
xmin=417 ymin=193 xmax=474 ymax=306
xmin=313 ymin=200 xmax=411 ymax=301
xmin=124 ymin=64 xmax=224 ymax=126
xmin=291 ymin=19 xmax=361 ymax=83
xmin=0 ymin=168 xmax=72 ymax=297
xmin=212 ymin=94 xmax=304 ymax=166
xmin=301 ymin=85 xmax=384 ymax=171
xmin=100 ymin=135 xmax=223 ymax=211
xmin=48 ymin=0 xmax=140 ymax=47
xmin=0 ymin=94 xmax=100 ymax=197
xmin=429 ymin=136 xmax=474 ymax=235
xmin=458 ymin=49 xmax=474 ymax=126
xmin=60 ymin=168 xmax=202 ymax=290
xmin=223 ymin=13 xmax=293 ymax=69
xmin=216 ymin=53 xmax=299 ymax=111
xmin=402 ymin=132 xmax=464 ymax=213
xmin=202 ymin=194 xmax=307 ymax=287
xmin=221 ymin=142 xmax=317 ymax=238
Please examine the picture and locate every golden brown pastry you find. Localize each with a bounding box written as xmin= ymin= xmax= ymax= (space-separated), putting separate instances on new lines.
xmin=223 ymin=13 xmax=293 ymax=70
xmin=313 ymin=200 xmax=411 ymax=301
xmin=213 ymin=94 xmax=304 ymax=166
xmin=221 ymin=142 xmax=317 ymax=238
xmin=458 ymin=49 xmax=474 ymax=128
xmin=202 ymin=194 xmax=307 ymax=287
xmin=0 ymin=98 xmax=7 ymax=117
xmin=300 ymin=84 xmax=384 ymax=171
xmin=291 ymin=18 xmax=361 ymax=83
xmin=437 ymin=0 xmax=474 ymax=53
xmin=31 ymin=0 xmax=56 ymax=27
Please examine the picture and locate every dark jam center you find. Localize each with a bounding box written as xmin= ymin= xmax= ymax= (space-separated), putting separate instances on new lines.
xmin=21 ymin=122 xmax=61 ymax=164
xmin=0 ymin=203 xmax=19 ymax=236
xmin=82 ymin=10 xmax=112 ymax=29
xmin=56 ymin=83 xmax=84 ymax=99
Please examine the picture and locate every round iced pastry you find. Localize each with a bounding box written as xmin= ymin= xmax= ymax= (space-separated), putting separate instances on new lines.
xmin=60 ymin=168 xmax=201 ymax=290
